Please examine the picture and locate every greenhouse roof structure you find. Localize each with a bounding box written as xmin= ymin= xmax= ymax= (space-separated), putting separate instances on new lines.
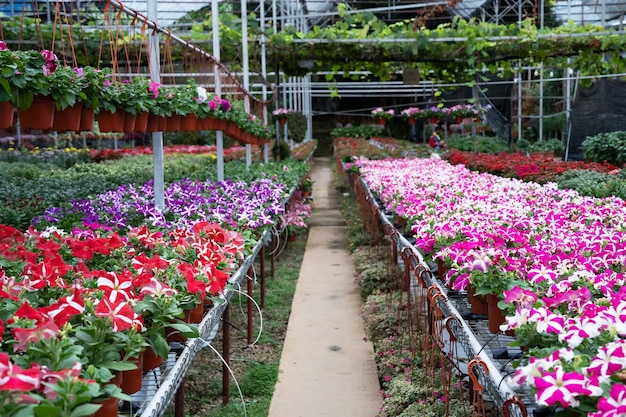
xmin=1 ymin=0 xmax=624 ymax=28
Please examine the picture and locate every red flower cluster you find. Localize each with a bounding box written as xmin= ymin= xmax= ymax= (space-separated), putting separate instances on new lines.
xmin=0 ymin=221 xmax=244 ymax=409
xmin=444 ymin=151 xmax=619 ymax=183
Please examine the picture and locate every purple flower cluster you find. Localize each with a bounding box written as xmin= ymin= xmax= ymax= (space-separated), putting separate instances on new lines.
xmin=38 ymin=177 xmax=285 ymax=232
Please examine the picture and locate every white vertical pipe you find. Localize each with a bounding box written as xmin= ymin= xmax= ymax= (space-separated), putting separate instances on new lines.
xmin=538 ymin=63 xmax=544 ymax=142
xmin=212 ymin=0 xmax=224 ymax=181
xmin=517 ymin=67 xmax=523 ymax=141
xmin=261 ymin=0 xmax=269 ymax=163
xmin=147 ymin=0 xmax=164 ymax=210
xmin=241 ymin=0 xmax=252 ymax=168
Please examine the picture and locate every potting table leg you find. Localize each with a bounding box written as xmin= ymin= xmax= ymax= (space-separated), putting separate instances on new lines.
xmin=247 ymin=266 xmax=254 ymax=345
xmin=175 ymin=378 xmax=185 ymax=417
xmin=222 ymin=304 xmax=230 ymax=405
xmin=260 ymin=245 xmax=266 ymax=309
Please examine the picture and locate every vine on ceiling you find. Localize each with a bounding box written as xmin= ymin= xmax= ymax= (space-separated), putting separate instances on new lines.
xmin=265 ymin=8 xmax=626 ymax=87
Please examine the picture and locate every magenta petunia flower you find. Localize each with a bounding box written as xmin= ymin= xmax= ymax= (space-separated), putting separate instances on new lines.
xmin=590 ymin=384 xmax=626 ymax=417
xmin=586 ymin=341 xmax=626 ymax=383
xmin=534 ymin=369 xmax=592 ymax=408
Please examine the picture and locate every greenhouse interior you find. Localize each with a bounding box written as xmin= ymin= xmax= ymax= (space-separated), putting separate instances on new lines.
xmin=1 ymin=0 xmax=626 ymax=417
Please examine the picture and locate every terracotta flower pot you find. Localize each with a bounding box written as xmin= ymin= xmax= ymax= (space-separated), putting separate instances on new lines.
xmin=133 ymin=111 xmax=149 ymax=132
xmin=18 ymin=95 xmax=55 ymax=130
xmin=53 ymin=103 xmax=83 ymax=132
xmin=486 ymin=293 xmax=506 ymax=334
xmin=188 ymin=303 xmax=204 ymax=324
xmin=94 ymin=396 xmax=119 ymax=417
xmin=467 ymin=285 xmax=488 ymax=315
xmin=203 ymin=117 xmax=219 ymax=131
xmin=123 ymin=112 xmax=137 ymax=132
xmin=146 ymin=113 xmax=166 ymax=132
xmin=97 ymin=110 xmax=125 ymax=132
xmin=0 ymin=101 xmax=15 ymax=129
xmin=166 ymin=114 xmax=182 ymax=132
xmin=224 ymin=121 xmax=240 ymax=138
xmin=143 ymin=347 xmax=163 ymax=372
xmin=79 ymin=107 xmax=95 ymax=131
xmin=181 ymin=114 xmax=198 ymax=132
xmin=120 ymin=352 xmax=144 ymax=394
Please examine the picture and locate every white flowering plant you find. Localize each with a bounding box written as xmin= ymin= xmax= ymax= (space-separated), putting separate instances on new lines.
xmin=371 ymin=107 xmax=395 ymax=121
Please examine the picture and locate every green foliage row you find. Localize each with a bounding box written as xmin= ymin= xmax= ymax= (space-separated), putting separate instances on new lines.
xmin=0 ymin=148 xmax=91 ymax=169
xmin=582 ymin=131 xmax=626 ymax=166
xmin=444 ymin=134 xmax=508 ymax=154
xmin=512 ymin=138 xmax=565 ymax=154
xmin=330 ymin=124 xmax=383 ymax=139
xmin=0 ymin=154 xmax=309 ymax=229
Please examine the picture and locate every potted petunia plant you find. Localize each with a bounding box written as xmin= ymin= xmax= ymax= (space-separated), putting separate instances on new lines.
xmin=371 ymin=107 xmax=394 ymax=125
xmin=0 ymin=47 xmax=59 ymax=129
xmin=272 ymin=107 xmax=292 ymax=125
xmin=400 ymin=107 xmax=421 ymax=125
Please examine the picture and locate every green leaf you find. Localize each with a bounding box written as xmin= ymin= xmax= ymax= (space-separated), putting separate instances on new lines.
xmin=105 ymin=360 xmax=138 ymax=372
xmin=69 ymin=404 xmax=102 ymax=417
xmin=34 ymin=405 xmax=61 ymax=417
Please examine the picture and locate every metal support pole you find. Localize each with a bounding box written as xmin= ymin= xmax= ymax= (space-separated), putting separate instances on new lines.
xmin=222 ymin=304 xmax=230 ymax=405
xmin=247 ymin=266 xmax=254 ymax=345
xmin=147 ymin=0 xmax=164 ymax=210
xmin=212 ymin=0 xmax=224 ymax=181
xmin=271 ymin=233 xmax=276 ymax=277
xmin=241 ymin=0 xmax=252 ymax=168
xmin=538 ymin=63 xmax=544 ymax=142
xmin=261 ymin=0 xmax=270 ymax=164
xmin=517 ymin=66 xmax=523 ymax=141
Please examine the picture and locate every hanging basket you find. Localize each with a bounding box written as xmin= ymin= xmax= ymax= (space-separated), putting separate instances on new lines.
xmin=53 ymin=103 xmax=83 ymax=132
xmin=377 ymin=119 xmax=386 ymax=126
xmin=123 ymin=112 xmax=137 ymax=133
xmin=180 ymin=114 xmax=198 ymax=132
xmin=79 ymin=107 xmax=95 ymax=132
xmin=146 ymin=113 xmax=165 ymax=132
xmin=407 ymin=118 xmax=415 ymax=125
xmin=278 ymin=117 xmax=287 ymax=126
xmin=0 ymin=101 xmax=15 ymax=129
xmin=429 ymin=117 xmax=438 ymax=125
xmin=215 ymin=118 xmax=228 ymax=131
xmin=166 ymin=114 xmax=182 ymax=132
xmin=133 ymin=111 xmax=149 ymax=132
xmin=203 ymin=117 xmax=220 ymax=131
xmin=224 ymin=121 xmax=241 ymax=138
xmin=97 ymin=110 xmax=125 ymax=132
xmin=18 ymin=95 xmax=55 ymax=130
